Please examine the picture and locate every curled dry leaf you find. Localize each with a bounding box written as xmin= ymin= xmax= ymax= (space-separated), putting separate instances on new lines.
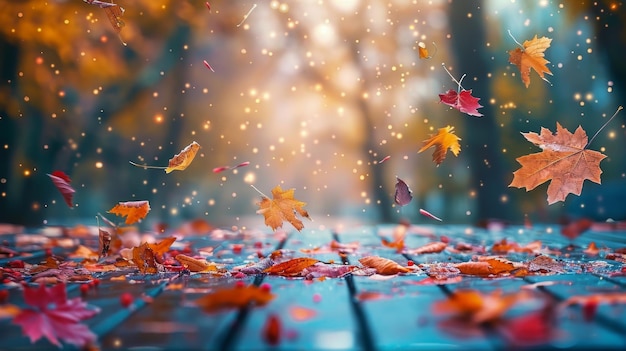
xmin=407 ymin=241 xmax=447 ymax=255
xmin=175 ymin=254 xmax=217 ymax=273
xmin=47 ymin=171 xmax=76 ymax=208
xmin=418 ymin=126 xmax=462 ymax=165
xmin=132 ymin=243 xmax=158 ymax=274
xmin=108 ymin=200 xmax=151 ymax=225
xmin=394 ymin=177 xmax=413 ymax=206
xmin=359 ymin=256 xmax=410 ymax=275
xmin=264 ymin=257 xmax=319 ymax=277
xmin=129 ymin=141 xmax=200 ymax=173
xmin=195 ymin=285 xmax=275 ymax=313
xmin=256 ymin=186 xmax=310 ymax=231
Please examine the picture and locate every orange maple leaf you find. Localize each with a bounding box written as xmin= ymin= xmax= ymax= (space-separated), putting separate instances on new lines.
xmin=418 ymin=125 xmax=461 ymax=165
xmin=263 ymin=257 xmax=319 ymax=276
xmin=148 ymin=236 xmax=176 ymax=257
xmin=256 ymin=185 xmax=310 ymax=231
xmin=195 ymin=285 xmax=275 ymax=313
xmin=108 ymin=200 xmax=151 ymax=225
xmin=508 ymin=35 xmax=552 ymax=88
xmin=132 ymin=242 xmax=158 ymax=274
xmin=509 ymin=123 xmax=606 ymax=204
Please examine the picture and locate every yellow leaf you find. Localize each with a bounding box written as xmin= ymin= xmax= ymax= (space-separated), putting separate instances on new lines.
xmin=508 ymin=35 xmax=552 ymax=88
xmin=418 ymin=125 xmax=461 ymax=165
xmin=165 ymin=141 xmax=201 ymax=173
xmin=256 ymin=186 xmax=310 ymax=231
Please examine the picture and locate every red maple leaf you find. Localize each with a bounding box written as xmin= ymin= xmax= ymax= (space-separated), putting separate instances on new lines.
xmin=439 ymin=89 xmax=483 ymax=117
xmin=12 ymin=283 xmax=99 ymax=348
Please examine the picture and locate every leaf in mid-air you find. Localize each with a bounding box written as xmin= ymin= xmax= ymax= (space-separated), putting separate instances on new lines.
xmin=108 ymin=200 xmax=151 ymax=225
xmin=439 ymin=89 xmax=483 ymax=117
xmin=394 ymin=177 xmax=413 ymax=206
xmin=256 ymin=186 xmax=310 ymax=231
xmin=418 ymin=125 xmax=462 ymax=165
xmin=509 ymin=123 xmax=606 ymax=204
xmin=195 ymin=285 xmax=275 ymax=313
xmin=11 ymin=283 xmax=99 ymax=348
xmin=47 ymin=171 xmax=76 ymax=208
xmin=508 ymin=34 xmax=552 ymax=88
xmin=129 ymin=141 xmax=201 ymax=173
xmin=264 ymin=257 xmax=319 ymax=277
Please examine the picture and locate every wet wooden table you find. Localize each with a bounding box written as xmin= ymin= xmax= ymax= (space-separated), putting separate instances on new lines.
xmin=1 ymin=222 xmax=626 ymax=350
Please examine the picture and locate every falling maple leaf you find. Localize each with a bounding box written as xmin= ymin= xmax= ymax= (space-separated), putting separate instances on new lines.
xmin=394 ymin=177 xmax=413 ymax=206
xmin=509 ymin=123 xmax=606 ymax=204
xmin=11 ymin=283 xmax=99 ymax=348
xmin=256 ymin=185 xmax=310 ymax=231
xmin=129 ymin=141 xmax=201 ymax=174
xmin=264 ymin=257 xmax=319 ymax=277
xmin=195 ymin=285 xmax=275 ymax=313
xmin=439 ymin=90 xmax=484 ymax=117
xmin=108 ymin=200 xmax=151 ymax=225
xmin=47 ymin=171 xmax=75 ymax=208
xmin=359 ymin=256 xmax=410 ymax=275
xmin=508 ymin=33 xmax=552 ymax=88
xmin=418 ymin=125 xmax=462 ymax=165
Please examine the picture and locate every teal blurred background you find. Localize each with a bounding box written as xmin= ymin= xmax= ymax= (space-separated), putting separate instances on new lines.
xmin=0 ymin=0 xmax=624 ymax=227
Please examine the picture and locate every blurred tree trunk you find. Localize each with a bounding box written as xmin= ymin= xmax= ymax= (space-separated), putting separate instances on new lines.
xmin=448 ymin=0 xmax=517 ymax=222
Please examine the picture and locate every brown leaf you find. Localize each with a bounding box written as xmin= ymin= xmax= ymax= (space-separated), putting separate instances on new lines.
xmin=408 ymin=241 xmax=447 ymax=255
xmin=165 ymin=141 xmax=201 ymax=173
xmin=584 ymin=242 xmax=599 ymax=256
xmin=263 ymin=314 xmax=281 ymax=346
xmin=108 ymin=200 xmax=151 ymax=225
xmin=508 ymin=35 xmax=552 ymax=88
xmin=264 ymin=257 xmax=319 ymax=277
xmin=381 ymin=238 xmax=404 ymax=252
xmin=132 ymin=243 xmax=158 ymax=274
xmin=175 ymin=254 xmax=217 ymax=272
xmin=195 ymin=285 xmax=275 ymax=313
xmin=509 ymin=123 xmax=606 ymax=204
xmin=359 ymin=256 xmax=410 ymax=275
xmin=528 ymin=255 xmax=564 ymax=273
xmin=148 ymin=236 xmax=176 ymax=258
xmin=256 ymin=186 xmax=310 ymax=231
xmin=455 ymin=261 xmax=492 ymax=276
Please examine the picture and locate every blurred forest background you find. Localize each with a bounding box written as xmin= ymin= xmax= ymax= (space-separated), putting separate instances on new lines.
xmin=0 ymin=0 xmax=625 ymax=228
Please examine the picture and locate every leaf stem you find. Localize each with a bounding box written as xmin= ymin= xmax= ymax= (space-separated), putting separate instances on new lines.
xmin=586 ymin=106 xmax=623 ymax=148
xmin=441 ymin=63 xmax=465 ymax=91
xmin=250 ymin=184 xmax=269 ymax=198
xmin=507 ymin=29 xmax=524 ymax=49
xmin=129 ymin=161 xmax=167 ymax=170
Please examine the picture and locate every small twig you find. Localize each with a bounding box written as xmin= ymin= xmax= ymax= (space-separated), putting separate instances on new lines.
xmin=129 ymin=160 xmax=167 ymax=170
xmin=507 ymin=29 xmax=524 ymax=49
xmin=236 ymin=3 xmax=257 ymax=27
xmin=250 ymin=184 xmax=269 ymax=198
xmin=441 ymin=63 xmax=465 ymax=91
xmin=587 ymin=106 xmax=623 ymax=148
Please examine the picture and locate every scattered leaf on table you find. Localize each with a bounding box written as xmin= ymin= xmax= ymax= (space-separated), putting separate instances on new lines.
xmin=394 ymin=177 xmax=413 ymax=206
xmin=584 ymin=242 xmax=599 ymax=256
xmin=175 ymin=254 xmax=217 ymax=272
xmin=528 ymin=255 xmax=564 ymax=273
xmin=11 ymin=283 xmax=99 ymax=348
xmin=480 ymin=257 xmax=516 ymax=274
xmin=108 ymin=200 xmax=151 ymax=225
xmin=455 ymin=261 xmax=493 ymax=276
xmin=439 ymin=90 xmax=483 ymax=117
xmin=263 ymin=314 xmax=281 ymax=346
xmin=289 ymin=306 xmax=317 ymax=321
xmin=256 ymin=186 xmax=310 ymax=231
xmin=509 ymin=123 xmax=606 ymax=204
xmin=433 ymin=289 xmax=525 ymax=324
xmin=418 ymin=126 xmax=462 ymax=165
xmin=148 ymin=236 xmax=176 ymax=258
xmin=561 ymin=292 xmax=626 ymax=307
xmin=195 ymin=285 xmax=275 ymax=313
xmin=407 ymin=241 xmax=447 ymax=255
xmin=508 ymin=34 xmax=552 ymax=88
xmin=381 ymin=237 xmax=404 ymax=252
xmin=131 ymin=243 xmax=158 ymax=274
xmin=561 ymin=218 xmax=593 ymax=240
xmin=47 ymin=171 xmax=75 ymax=208
xmin=129 ymin=141 xmax=200 ymax=173
xmin=264 ymin=257 xmax=319 ymax=277
xmin=98 ymin=227 xmax=112 ymax=258
xmin=359 ymin=256 xmax=410 ymax=275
